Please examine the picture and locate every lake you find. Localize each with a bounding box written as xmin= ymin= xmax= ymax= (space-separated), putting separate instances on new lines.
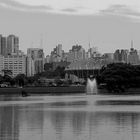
xmin=0 ymin=94 xmax=140 ymax=140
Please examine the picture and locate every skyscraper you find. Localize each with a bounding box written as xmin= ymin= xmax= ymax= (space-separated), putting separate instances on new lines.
xmin=128 ymin=48 xmax=139 ymax=64
xmin=1 ymin=36 xmax=7 ymax=56
xmin=121 ymin=49 xmax=129 ymax=63
xmin=7 ymin=35 xmax=19 ymax=55
xmin=114 ymin=49 xmax=129 ymax=63
xmin=114 ymin=49 xmax=121 ymax=62
xmin=0 ymin=35 xmax=2 ymax=55
xmin=56 ymin=44 xmax=62 ymax=57
xmin=27 ymin=48 xmax=44 ymax=75
xmin=67 ymin=45 xmax=86 ymax=62
xmin=0 ymin=55 xmax=4 ymax=75
xmin=50 ymin=44 xmax=63 ymax=62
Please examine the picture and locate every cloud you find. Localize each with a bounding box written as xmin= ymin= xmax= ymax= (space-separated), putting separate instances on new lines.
xmin=1 ymin=0 xmax=140 ymax=18
xmin=0 ymin=0 xmax=53 ymax=13
xmin=62 ymin=8 xmax=77 ymax=13
xmin=101 ymin=4 xmax=140 ymax=18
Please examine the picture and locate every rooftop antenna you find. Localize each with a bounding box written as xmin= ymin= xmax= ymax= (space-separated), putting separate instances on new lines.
xmin=40 ymin=34 xmax=43 ymax=49
xmin=131 ymin=40 xmax=133 ymax=48
xmin=88 ymin=33 xmax=91 ymax=50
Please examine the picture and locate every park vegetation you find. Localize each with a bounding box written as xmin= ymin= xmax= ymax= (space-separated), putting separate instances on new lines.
xmin=0 ymin=65 xmax=66 ymax=87
xmin=98 ymin=63 xmax=140 ymax=93
xmin=0 ymin=63 xmax=140 ymax=92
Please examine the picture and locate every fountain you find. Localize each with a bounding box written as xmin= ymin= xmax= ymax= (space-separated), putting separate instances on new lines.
xmin=86 ymin=77 xmax=98 ymax=95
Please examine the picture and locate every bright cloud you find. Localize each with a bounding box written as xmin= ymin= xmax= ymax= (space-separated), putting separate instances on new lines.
xmin=2 ymin=0 xmax=140 ymax=17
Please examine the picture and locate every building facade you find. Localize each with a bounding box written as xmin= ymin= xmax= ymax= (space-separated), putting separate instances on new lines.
xmin=67 ymin=45 xmax=86 ymax=62
xmin=0 ymin=34 xmax=19 ymax=56
xmin=4 ymin=55 xmax=26 ymax=77
xmin=27 ymin=48 xmax=44 ymax=75
xmin=50 ymin=44 xmax=63 ymax=62
xmin=0 ymin=55 xmax=4 ymax=75
xmin=128 ymin=48 xmax=139 ymax=64
xmin=26 ymin=56 xmax=35 ymax=77
xmin=114 ymin=49 xmax=129 ymax=63
xmin=0 ymin=35 xmax=7 ymax=56
xmin=7 ymin=35 xmax=19 ymax=55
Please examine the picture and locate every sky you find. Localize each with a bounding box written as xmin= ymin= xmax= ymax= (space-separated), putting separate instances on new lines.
xmin=1 ymin=0 xmax=140 ymax=55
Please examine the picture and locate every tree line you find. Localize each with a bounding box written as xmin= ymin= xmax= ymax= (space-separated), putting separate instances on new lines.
xmin=97 ymin=63 xmax=140 ymax=92
xmin=0 ymin=65 xmax=66 ymax=87
xmin=0 ymin=63 xmax=140 ymax=90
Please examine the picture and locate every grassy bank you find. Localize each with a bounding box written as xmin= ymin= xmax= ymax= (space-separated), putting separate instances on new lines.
xmin=0 ymin=86 xmax=140 ymax=96
xmin=0 ymin=85 xmax=86 ymax=95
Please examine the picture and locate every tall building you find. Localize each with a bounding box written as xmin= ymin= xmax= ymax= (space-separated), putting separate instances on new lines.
xmin=26 ymin=57 xmax=35 ymax=77
xmin=4 ymin=55 xmax=26 ymax=77
xmin=120 ymin=49 xmax=129 ymax=63
xmin=0 ymin=36 xmax=7 ymax=56
xmin=128 ymin=48 xmax=139 ymax=64
xmin=137 ymin=50 xmax=140 ymax=61
xmin=0 ymin=34 xmax=28 ymax=77
xmin=34 ymin=59 xmax=44 ymax=74
xmin=45 ymin=55 xmax=51 ymax=63
xmin=27 ymin=48 xmax=44 ymax=59
xmin=67 ymin=45 xmax=86 ymax=62
xmin=0 ymin=34 xmax=19 ymax=56
xmin=50 ymin=44 xmax=63 ymax=62
xmin=114 ymin=49 xmax=129 ymax=63
xmin=7 ymin=35 xmax=19 ymax=55
xmin=88 ymin=47 xmax=98 ymax=58
xmin=114 ymin=49 xmax=121 ymax=62
xmin=27 ymin=48 xmax=44 ymax=75
xmin=56 ymin=44 xmax=62 ymax=57
xmin=0 ymin=35 xmax=2 ymax=55
xmin=103 ymin=53 xmax=114 ymax=64
xmin=0 ymin=55 xmax=4 ymax=75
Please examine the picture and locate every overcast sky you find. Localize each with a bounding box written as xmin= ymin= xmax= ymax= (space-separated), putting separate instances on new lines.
xmin=0 ymin=0 xmax=140 ymax=55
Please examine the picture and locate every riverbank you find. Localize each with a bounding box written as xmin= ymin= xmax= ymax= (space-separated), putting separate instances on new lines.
xmin=0 ymin=86 xmax=140 ymax=95
xmin=0 ymin=85 xmax=86 ymax=95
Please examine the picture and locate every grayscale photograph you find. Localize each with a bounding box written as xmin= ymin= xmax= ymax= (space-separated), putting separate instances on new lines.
xmin=0 ymin=0 xmax=140 ymax=140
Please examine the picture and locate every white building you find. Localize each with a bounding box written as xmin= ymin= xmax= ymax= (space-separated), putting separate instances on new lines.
xmin=0 ymin=55 xmax=4 ymax=75
xmin=56 ymin=44 xmax=62 ymax=58
xmin=27 ymin=48 xmax=44 ymax=75
xmin=128 ymin=48 xmax=139 ymax=65
xmin=138 ymin=50 xmax=140 ymax=61
xmin=45 ymin=55 xmax=50 ymax=63
xmin=67 ymin=45 xmax=86 ymax=62
xmin=26 ymin=56 xmax=35 ymax=77
xmin=4 ymin=55 xmax=26 ymax=77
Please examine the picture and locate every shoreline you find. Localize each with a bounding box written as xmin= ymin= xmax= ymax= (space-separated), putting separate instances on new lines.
xmin=0 ymin=86 xmax=140 ymax=95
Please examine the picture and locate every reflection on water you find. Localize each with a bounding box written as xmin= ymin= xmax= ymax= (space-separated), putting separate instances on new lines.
xmin=96 ymin=100 xmax=140 ymax=105
xmin=1 ymin=95 xmax=140 ymax=140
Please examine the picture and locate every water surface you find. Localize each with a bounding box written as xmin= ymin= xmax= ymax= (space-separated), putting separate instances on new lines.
xmin=1 ymin=95 xmax=140 ymax=140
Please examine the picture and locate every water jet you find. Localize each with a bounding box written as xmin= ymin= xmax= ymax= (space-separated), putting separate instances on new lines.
xmin=86 ymin=76 xmax=98 ymax=95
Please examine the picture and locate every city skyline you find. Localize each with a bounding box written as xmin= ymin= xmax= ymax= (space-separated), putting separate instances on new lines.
xmin=0 ymin=33 xmax=140 ymax=77
xmin=0 ymin=34 xmax=140 ymax=57
xmin=1 ymin=0 xmax=140 ymax=55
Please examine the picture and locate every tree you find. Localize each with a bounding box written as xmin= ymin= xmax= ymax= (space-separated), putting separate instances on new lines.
xmin=44 ymin=63 xmax=53 ymax=71
xmin=14 ymin=74 xmax=27 ymax=86
xmin=99 ymin=63 xmax=140 ymax=93
xmin=0 ymin=75 xmax=3 ymax=84
xmin=27 ymin=76 xmax=36 ymax=85
xmin=54 ymin=66 xmax=65 ymax=78
xmin=2 ymin=69 xmax=12 ymax=76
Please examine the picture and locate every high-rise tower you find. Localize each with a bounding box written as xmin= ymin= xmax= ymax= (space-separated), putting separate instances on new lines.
xmin=7 ymin=35 xmax=19 ymax=55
